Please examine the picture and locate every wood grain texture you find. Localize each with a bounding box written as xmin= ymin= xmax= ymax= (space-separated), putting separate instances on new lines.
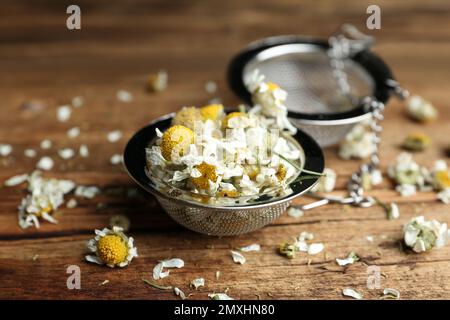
xmin=0 ymin=0 xmax=449 ymax=300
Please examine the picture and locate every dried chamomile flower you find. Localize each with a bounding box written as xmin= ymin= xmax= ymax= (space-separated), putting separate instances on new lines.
xmin=388 ymin=152 xmax=426 ymax=196
xmin=406 ymin=95 xmax=437 ymax=123
xmin=281 ymin=231 xmax=321 ymax=257
xmin=172 ymin=107 xmax=202 ymax=131
xmin=336 ymin=252 xmax=360 ymax=266
xmin=208 ymin=293 xmax=234 ymax=300
xmin=342 ymin=288 xmax=363 ymax=299
xmin=190 ymin=278 xmax=205 ymax=290
xmin=430 ymin=160 xmax=450 ymax=191
xmin=200 ymin=104 xmax=224 ymax=121
xmin=230 ymin=250 xmax=246 ymax=264
xmin=403 ymin=216 xmax=450 ymax=253
xmin=381 ymin=288 xmax=400 ymax=300
xmin=278 ymin=241 xmax=297 ymax=259
xmin=339 ymin=123 xmax=376 ymax=160
xmin=85 ymin=226 xmax=138 ymax=268
xmin=402 ymin=133 xmax=431 ymax=152
xmin=246 ymin=70 xmax=297 ymax=134
xmin=191 ymin=162 xmax=217 ymax=190
xmin=160 ymin=125 xmax=195 ymax=160
xmin=147 ymin=70 xmax=168 ymax=93
xmin=18 ymin=171 xmax=75 ymax=229
xmin=153 ymin=258 xmax=185 ymax=280
xmin=311 ymin=168 xmax=336 ymax=193
xmin=109 ymin=214 xmax=130 ymax=232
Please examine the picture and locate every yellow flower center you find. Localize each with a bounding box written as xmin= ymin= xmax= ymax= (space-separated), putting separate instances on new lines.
xmin=244 ymin=165 xmax=260 ymax=180
xmin=97 ymin=235 xmax=128 ymax=265
xmin=276 ymin=164 xmax=287 ymax=181
xmin=222 ymin=112 xmax=244 ymax=129
xmin=266 ymin=82 xmax=280 ymax=91
xmin=160 ymin=125 xmax=195 ymax=160
xmin=200 ymin=104 xmax=224 ymax=121
xmin=191 ymin=162 xmax=217 ymax=190
xmin=35 ymin=205 xmax=53 ymax=218
xmin=402 ymin=132 xmax=431 ymax=151
xmin=435 ymin=170 xmax=450 ymax=190
xmin=217 ymin=189 xmax=239 ymax=198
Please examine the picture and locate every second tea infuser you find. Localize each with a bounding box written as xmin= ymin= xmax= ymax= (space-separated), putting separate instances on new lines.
xmin=228 ymin=24 xmax=410 ymax=210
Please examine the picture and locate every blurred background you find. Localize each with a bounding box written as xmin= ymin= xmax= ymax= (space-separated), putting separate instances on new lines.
xmin=0 ymin=0 xmax=448 ymax=186
xmin=0 ymin=0 xmax=449 ymax=184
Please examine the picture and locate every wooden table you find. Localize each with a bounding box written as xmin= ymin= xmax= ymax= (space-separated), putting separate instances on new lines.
xmin=1 ymin=0 xmax=449 ymax=300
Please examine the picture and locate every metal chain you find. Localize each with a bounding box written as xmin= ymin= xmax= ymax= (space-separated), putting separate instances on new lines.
xmin=295 ymin=25 xmax=410 ymax=211
xmin=328 ymin=26 xmax=383 ymax=206
xmin=347 ymin=97 xmax=384 ymax=206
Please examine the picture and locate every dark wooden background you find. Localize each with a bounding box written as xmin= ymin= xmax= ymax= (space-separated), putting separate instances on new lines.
xmin=0 ymin=0 xmax=449 ymax=299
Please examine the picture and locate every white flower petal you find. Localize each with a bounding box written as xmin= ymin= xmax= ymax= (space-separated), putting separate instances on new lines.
xmin=287 ymin=207 xmax=304 ymax=218
xmin=57 ymin=105 xmax=71 ymax=122
xmin=382 ymin=288 xmax=400 ymax=300
xmin=208 ymin=293 xmax=234 ymax=300
xmin=239 ymin=244 xmax=261 ymax=252
xmin=190 ymin=278 xmax=205 ymax=290
xmin=307 ymin=243 xmax=324 ymax=255
xmin=174 ymin=287 xmax=187 ymax=300
xmin=342 ymin=288 xmax=363 ymax=299
xmin=4 ymin=174 xmax=28 ymax=187
xmin=86 ymin=255 xmax=104 ymax=265
xmin=161 ymin=258 xmax=184 ymax=269
xmin=230 ymin=250 xmax=246 ymax=264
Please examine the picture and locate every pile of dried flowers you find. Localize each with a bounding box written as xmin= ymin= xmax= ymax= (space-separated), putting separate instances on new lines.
xmin=146 ymin=71 xmax=305 ymax=205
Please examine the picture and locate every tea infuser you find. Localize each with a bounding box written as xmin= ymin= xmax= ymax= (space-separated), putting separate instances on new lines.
xmin=227 ymin=24 xmax=410 ymax=210
xmin=123 ymin=113 xmax=324 ymax=236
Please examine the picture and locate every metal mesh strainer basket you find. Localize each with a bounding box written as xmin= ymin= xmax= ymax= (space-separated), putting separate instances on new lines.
xmin=123 ymin=114 xmax=324 ymax=236
xmin=227 ymin=35 xmax=395 ymax=147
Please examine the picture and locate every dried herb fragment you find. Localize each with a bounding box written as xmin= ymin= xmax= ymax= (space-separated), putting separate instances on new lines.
xmin=142 ymin=278 xmax=173 ymax=290
xmin=278 ymin=241 xmax=297 ymax=259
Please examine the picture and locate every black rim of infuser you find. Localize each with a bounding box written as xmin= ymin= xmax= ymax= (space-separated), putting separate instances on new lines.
xmin=227 ymin=35 xmax=395 ymax=122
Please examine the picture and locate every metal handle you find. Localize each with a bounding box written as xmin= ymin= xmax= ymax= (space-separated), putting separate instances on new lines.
xmin=294 ymin=193 xmax=375 ymax=211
